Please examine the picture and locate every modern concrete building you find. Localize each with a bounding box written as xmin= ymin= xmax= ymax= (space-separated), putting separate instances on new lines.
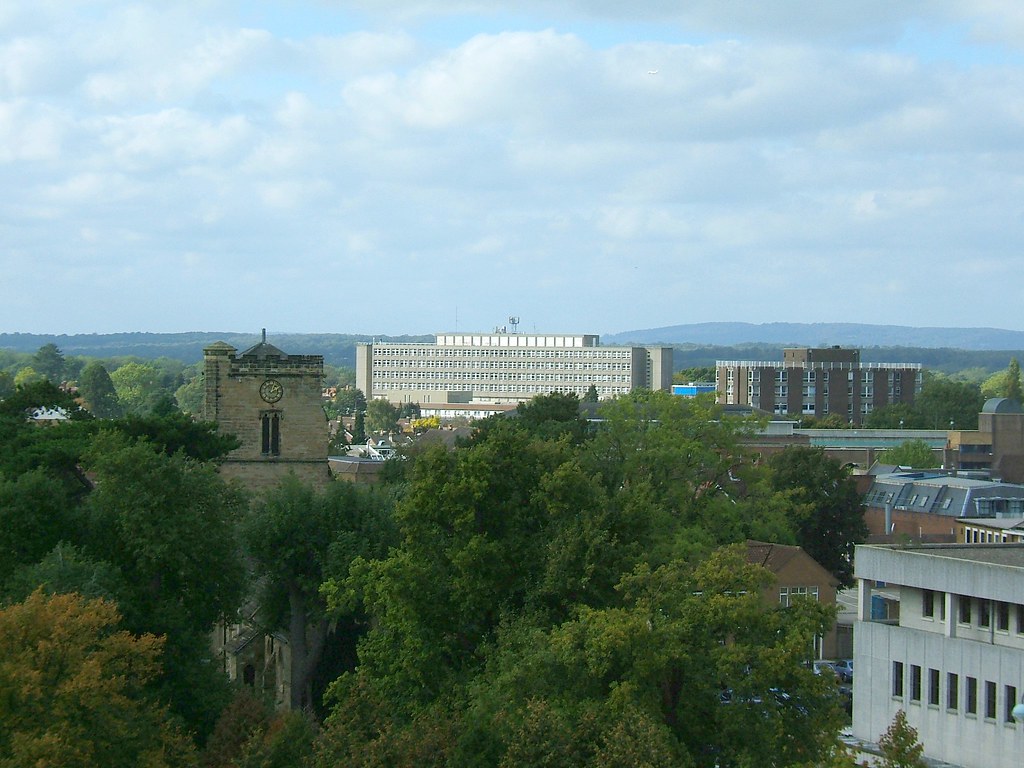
xmin=716 ymin=346 xmax=922 ymax=426
xmin=853 ymin=543 xmax=1024 ymax=768
xmin=356 ymin=332 xmax=673 ymax=406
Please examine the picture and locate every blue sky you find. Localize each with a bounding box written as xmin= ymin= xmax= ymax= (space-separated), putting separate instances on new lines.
xmin=3 ymin=1 xmax=1024 ymax=337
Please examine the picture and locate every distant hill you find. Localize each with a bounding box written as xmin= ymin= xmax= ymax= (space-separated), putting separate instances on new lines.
xmin=2 ymin=326 xmax=1022 ymax=376
xmin=0 ymin=332 xmax=432 ymax=368
xmin=602 ymin=322 xmax=1024 ymax=350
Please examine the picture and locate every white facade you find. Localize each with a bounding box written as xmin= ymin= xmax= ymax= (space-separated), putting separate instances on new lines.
xmin=853 ymin=544 xmax=1024 ymax=768
xmin=356 ymin=333 xmax=673 ymax=406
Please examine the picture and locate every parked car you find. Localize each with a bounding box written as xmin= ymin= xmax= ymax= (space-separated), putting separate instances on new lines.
xmin=832 ymin=659 xmax=853 ymax=683
xmin=813 ymin=660 xmax=841 ymax=680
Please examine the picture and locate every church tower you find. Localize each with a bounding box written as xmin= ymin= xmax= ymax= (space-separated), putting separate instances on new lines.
xmin=202 ymin=331 xmax=328 ymax=489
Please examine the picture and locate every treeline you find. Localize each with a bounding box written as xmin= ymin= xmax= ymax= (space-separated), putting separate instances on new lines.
xmin=0 ymin=377 xmax=874 ymax=766
xmin=3 ymin=332 xmax=1023 ymax=375
xmin=0 ymin=343 xmax=356 ymax=418
xmin=0 ymin=332 xmax=432 ymax=368
xmin=672 ymin=343 xmax=1024 ymax=376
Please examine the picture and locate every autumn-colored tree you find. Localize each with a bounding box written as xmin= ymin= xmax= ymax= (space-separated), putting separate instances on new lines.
xmin=0 ymin=589 xmax=195 ymax=767
xmin=877 ymin=709 xmax=926 ymax=768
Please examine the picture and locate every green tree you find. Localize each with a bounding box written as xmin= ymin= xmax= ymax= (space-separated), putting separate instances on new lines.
xmin=1004 ymin=358 xmax=1022 ymax=402
xmin=878 ymin=439 xmax=937 ymax=469
xmin=864 ymin=402 xmax=917 ymax=429
xmin=914 ymin=373 xmax=984 ymax=430
xmin=333 ymin=388 xmax=367 ymax=417
xmin=0 ymin=371 xmax=13 ymax=399
xmin=582 ymin=384 xmax=599 ymax=403
xmin=0 ymin=589 xmax=196 ymax=767
xmin=32 ymin=342 xmax=66 ymax=383
xmin=79 ymin=361 xmax=123 ymax=417
xmin=877 ymin=709 xmax=926 ymax=768
xmin=398 ymin=401 xmax=421 ymax=419
xmin=242 ymin=477 xmax=395 ymax=712
xmin=109 ymin=361 xmax=165 ymax=416
xmin=674 ymin=366 xmax=716 ymax=383
xmin=0 ymin=469 xmax=74 ymax=583
xmin=768 ymin=447 xmax=867 ymax=587
xmin=352 ymin=410 xmax=366 ymax=444
xmin=366 ymin=398 xmax=398 ymax=435
xmin=82 ymin=431 xmax=248 ymax=735
xmin=174 ymin=364 xmax=205 ymax=415
xmin=13 ymin=365 xmax=43 ymax=387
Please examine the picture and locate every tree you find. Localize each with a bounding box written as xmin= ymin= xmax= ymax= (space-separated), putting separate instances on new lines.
xmin=0 ymin=589 xmax=196 ymax=767
xmin=366 ymin=398 xmax=399 ymax=435
xmin=174 ymin=365 xmax=205 ymax=415
xmin=109 ymin=361 xmax=165 ymax=416
xmin=242 ymin=477 xmax=395 ymax=711
xmin=79 ymin=361 xmax=123 ymax=417
xmin=583 ymin=384 xmax=599 ymax=403
xmin=32 ymin=342 xmax=66 ymax=383
xmin=398 ymin=401 xmax=421 ymax=419
xmin=0 ymin=371 xmax=13 ymax=399
xmin=13 ymin=365 xmax=43 ymax=386
xmin=333 ymin=388 xmax=367 ymax=417
xmin=914 ymin=374 xmax=984 ymax=430
xmin=877 ymin=709 xmax=926 ymax=768
xmin=352 ymin=410 xmax=366 ymax=444
xmin=768 ymin=447 xmax=867 ymax=587
xmin=877 ymin=439 xmax=937 ymax=469
xmin=863 ymin=402 xmax=917 ymax=429
xmin=82 ymin=431 xmax=248 ymax=735
xmin=0 ymin=469 xmax=75 ymax=584
xmin=1004 ymin=358 xmax=1022 ymax=403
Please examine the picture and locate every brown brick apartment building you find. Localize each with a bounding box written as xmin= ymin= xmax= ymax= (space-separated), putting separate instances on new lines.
xmin=717 ymin=347 xmax=921 ymax=426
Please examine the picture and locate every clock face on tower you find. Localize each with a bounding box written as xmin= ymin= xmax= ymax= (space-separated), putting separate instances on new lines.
xmin=259 ymin=379 xmax=284 ymax=403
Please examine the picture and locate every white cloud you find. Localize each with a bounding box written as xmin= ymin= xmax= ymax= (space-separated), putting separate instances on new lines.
xmin=3 ymin=1 xmax=1024 ymax=335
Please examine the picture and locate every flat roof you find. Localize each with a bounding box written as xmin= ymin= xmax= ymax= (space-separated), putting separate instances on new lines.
xmin=861 ymin=542 xmax=1024 ymax=568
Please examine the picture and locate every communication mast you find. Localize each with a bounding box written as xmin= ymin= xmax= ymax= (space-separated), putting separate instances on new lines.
xmin=508 ymin=316 xmax=520 ymax=333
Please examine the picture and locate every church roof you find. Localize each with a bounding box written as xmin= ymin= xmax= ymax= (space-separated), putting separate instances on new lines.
xmin=239 ymin=341 xmax=288 ymax=359
xmin=239 ymin=329 xmax=288 ymax=360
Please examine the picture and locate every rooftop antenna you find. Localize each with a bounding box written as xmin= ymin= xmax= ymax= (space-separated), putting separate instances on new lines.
xmin=508 ymin=316 xmax=519 ymax=333
xmin=261 ymin=328 xmax=266 ymax=343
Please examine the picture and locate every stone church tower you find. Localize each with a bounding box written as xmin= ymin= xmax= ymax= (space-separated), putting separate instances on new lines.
xmin=202 ymin=331 xmax=329 ymax=489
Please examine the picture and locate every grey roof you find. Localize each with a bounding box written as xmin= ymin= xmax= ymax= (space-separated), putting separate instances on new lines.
xmin=863 ymin=471 xmax=1024 ymax=518
xmin=239 ymin=340 xmax=288 ymax=359
xmin=982 ymin=397 xmax=1023 ymax=413
xmin=862 ymin=542 xmax=1024 ymax=569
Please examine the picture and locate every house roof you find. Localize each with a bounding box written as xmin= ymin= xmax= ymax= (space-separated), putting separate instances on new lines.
xmin=745 ymin=540 xmax=838 ymax=587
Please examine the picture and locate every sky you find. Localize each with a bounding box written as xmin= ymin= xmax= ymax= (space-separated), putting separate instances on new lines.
xmin=4 ymin=1 xmax=1024 ymax=337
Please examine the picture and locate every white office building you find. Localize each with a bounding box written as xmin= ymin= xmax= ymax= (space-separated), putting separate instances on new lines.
xmin=356 ymin=333 xmax=673 ymax=407
xmin=853 ymin=543 xmax=1024 ymax=768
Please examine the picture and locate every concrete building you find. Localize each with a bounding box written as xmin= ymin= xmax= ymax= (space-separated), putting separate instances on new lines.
xmin=356 ymin=332 xmax=673 ymax=406
xmin=717 ymin=346 xmax=922 ymax=426
xmin=853 ymin=543 xmax=1024 ymax=768
xmin=202 ymin=332 xmax=329 ymax=489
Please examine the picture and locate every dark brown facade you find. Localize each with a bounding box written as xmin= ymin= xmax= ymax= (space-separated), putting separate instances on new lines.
xmin=717 ymin=347 xmax=921 ymax=426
